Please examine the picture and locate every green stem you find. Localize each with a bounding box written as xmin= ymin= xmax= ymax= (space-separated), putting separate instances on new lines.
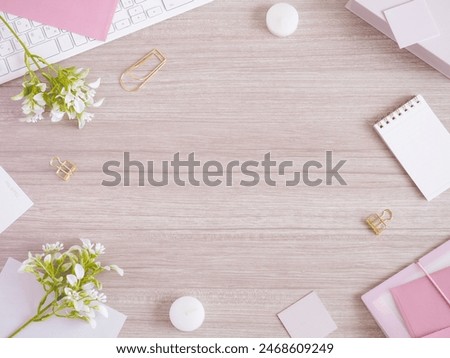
xmin=7 ymin=313 xmax=40 ymax=338
xmin=0 ymin=15 xmax=48 ymax=73
xmin=0 ymin=16 xmax=31 ymax=58
xmin=7 ymin=301 xmax=54 ymax=338
xmin=37 ymin=289 xmax=53 ymax=313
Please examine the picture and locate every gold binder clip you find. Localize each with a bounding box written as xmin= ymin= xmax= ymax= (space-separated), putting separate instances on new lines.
xmin=366 ymin=209 xmax=393 ymax=235
xmin=119 ymin=49 xmax=167 ymax=92
xmin=50 ymin=157 xmax=77 ymax=181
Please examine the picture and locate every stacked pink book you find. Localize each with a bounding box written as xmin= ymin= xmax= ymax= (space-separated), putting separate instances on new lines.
xmin=346 ymin=0 xmax=450 ymax=79
xmin=362 ymin=240 xmax=450 ymax=337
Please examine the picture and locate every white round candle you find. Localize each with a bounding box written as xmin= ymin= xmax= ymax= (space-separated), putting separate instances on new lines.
xmin=266 ymin=3 xmax=299 ymax=38
xmin=169 ymin=296 xmax=205 ymax=332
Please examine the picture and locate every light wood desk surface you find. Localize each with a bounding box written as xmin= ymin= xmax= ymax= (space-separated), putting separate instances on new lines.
xmin=1 ymin=0 xmax=450 ymax=338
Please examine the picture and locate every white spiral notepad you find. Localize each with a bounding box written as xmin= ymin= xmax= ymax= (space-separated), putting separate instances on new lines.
xmin=374 ymin=95 xmax=450 ymax=201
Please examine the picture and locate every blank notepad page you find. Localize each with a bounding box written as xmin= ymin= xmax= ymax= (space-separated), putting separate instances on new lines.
xmin=374 ymin=95 xmax=450 ymax=201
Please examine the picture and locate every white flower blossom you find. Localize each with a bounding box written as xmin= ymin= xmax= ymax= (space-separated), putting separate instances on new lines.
xmin=13 ymin=78 xmax=48 ymax=123
xmin=13 ymin=239 xmax=123 ymax=336
xmin=81 ymin=239 xmax=94 ymax=253
xmin=42 ymin=242 xmax=64 ymax=254
xmin=105 ymin=264 xmax=124 ymax=277
xmin=74 ymin=264 xmax=85 ymax=280
xmin=94 ymin=243 xmax=105 ymax=255
xmin=13 ymin=63 xmax=103 ymax=128
xmin=67 ymin=274 xmax=78 ymax=286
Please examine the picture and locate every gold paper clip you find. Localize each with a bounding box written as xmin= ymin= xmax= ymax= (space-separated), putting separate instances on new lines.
xmin=366 ymin=209 xmax=393 ymax=235
xmin=119 ymin=49 xmax=166 ymax=92
xmin=50 ymin=157 xmax=77 ymax=181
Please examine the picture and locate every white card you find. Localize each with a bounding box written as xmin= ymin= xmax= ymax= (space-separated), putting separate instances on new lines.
xmin=0 ymin=258 xmax=127 ymax=338
xmin=277 ymin=291 xmax=337 ymax=338
xmin=0 ymin=166 xmax=33 ymax=235
xmin=384 ymin=0 xmax=440 ymax=49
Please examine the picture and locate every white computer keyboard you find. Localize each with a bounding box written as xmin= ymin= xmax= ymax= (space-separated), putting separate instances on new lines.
xmin=0 ymin=0 xmax=214 ymax=84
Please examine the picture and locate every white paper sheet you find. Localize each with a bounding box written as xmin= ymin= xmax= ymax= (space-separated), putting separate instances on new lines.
xmin=0 ymin=258 xmax=127 ymax=338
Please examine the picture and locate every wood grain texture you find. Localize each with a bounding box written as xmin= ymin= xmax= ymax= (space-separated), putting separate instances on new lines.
xmin=1 ymin=0 xmax=450 ymax=338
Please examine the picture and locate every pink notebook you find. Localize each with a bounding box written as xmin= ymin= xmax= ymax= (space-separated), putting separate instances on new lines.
xmin=362 ymin=240 xmax=450 ymax=338
xmin=391 ymin=266 xmax=450 ymax=338
xmin=0 ymin=0 xmax=119 ymax=41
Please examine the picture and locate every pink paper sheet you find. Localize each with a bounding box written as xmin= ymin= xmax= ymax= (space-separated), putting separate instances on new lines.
xmin=362 ymin=240 xmax=450 ymax=337
xmin=391 ymin=266 xmax=450 ymax=338
xmin=0 ymin=0 xmax=119 ymax=41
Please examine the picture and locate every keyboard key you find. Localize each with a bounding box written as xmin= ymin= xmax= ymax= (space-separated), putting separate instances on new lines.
xmin=0 ymin=59 xmax=8 ymax=76
xmin=121 ymin=0 xmax=134 ymax=8
xmin=162 ymin=0 xmax=193 ymax=11
xmin=7 ymin=40 xmax=60 ymax=71
xmin=72 ymin=34 xmax=88 ymax=46
xmin=135 ymin=0 xmax=147 ymax=3
xmin=6 ymin=13 xmax=18 ymax=20
xmin=6 ymin=52 xmax=25 ymax=72
xmin=31 ymin=21 xmax=41 ymax=27
xmin=0 ymin=26 xmax=13 ymax=39
xmin=14 ymin=19 xmax=32 ymax=33
xmin=12 ymin=36 xmax=30 ymax=51
xmin=141 ymin=0 xmax=164 ymax=11
xmin=132 ymin=13 xmax=147 ymax=24
xmin=28 ymin=28 xmax=45 ymax=45
xmin=30 ymin=40 xmax=60 ymax=60
xmin=108 ymin=25 xmax=115 ymax=34
xmin=115 ymin=19 xmax=131 ymax=30
xmin=43 ymin=25 xmax=60 ymax=38
xmin=129 ymin=6 xmax=144 ymax=16
xmin=57 ymin=34 xmax=74 ymax=51
xmin=148 ymin=6 xmax=163 ymax=18
xmin=112 ymin=9 xmax=130 ymax=23
xmin=0 ymin=40 xmax=14 ymax=57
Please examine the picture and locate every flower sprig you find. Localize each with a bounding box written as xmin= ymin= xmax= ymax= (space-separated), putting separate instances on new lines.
xmin=0 ymin=16 xmax=104 ymax=128
xmin=9 ymin=239 xmax=123 ymax=338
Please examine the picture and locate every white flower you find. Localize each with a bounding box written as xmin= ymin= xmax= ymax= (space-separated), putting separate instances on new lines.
xmin=96 ymin=292 xmax=107 ymax=303
xmin=80 ymin=239 xmax=94 ymax=253
xmin=67 ymin=274 xmax=78 ymax=286
xmin=93 ymin=98 xmax=104 ymax=108
xmin=13 ymin=77 xmax=48 ymax=123
xmin=74 ymin=264 xmax=85 ymax=280
xmin=88 ymin=318 xmax=97 ymax=329
xmin=33 ymin=92 xmax=45 ymax=106
xmin=78 ymin=111 xmax=94 ymax=129
xmin=94 ymin=243 xmax=105 ymax=255
xmin=42 ymin=242 xmax=64 ymax=254
xmin=64 ymin=287 xmax=81 ymax=301
xmin=73 ymin=96 xmax=86 ymax=114
xmin=96 ymin=304 xmax=108 ymax=318
xmin=74 ymin=300 xmax=89 ymax=312
xmin=106 ymin=264 xmax=124 ymax=277
xmin=50 ymin=104 xmax=65 ymax=122
xmin=61 ymin=262 xmax=72 ymax=272
xmin=88 ymin=78 xmax=101 ymax=89
xmin=87 ymin=289 xmax=107 ymax=302
xmin=44 ymin=254 xmax=52 ymax=264
xmin=82 ymin=282 xmax=95 ymax=291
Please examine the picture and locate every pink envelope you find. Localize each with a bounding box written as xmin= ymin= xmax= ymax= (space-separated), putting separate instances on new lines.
xmin=0 ymin=0 xmax=119 ymax=41
xmin=390 ymin=266 xmax=450 ymax=338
